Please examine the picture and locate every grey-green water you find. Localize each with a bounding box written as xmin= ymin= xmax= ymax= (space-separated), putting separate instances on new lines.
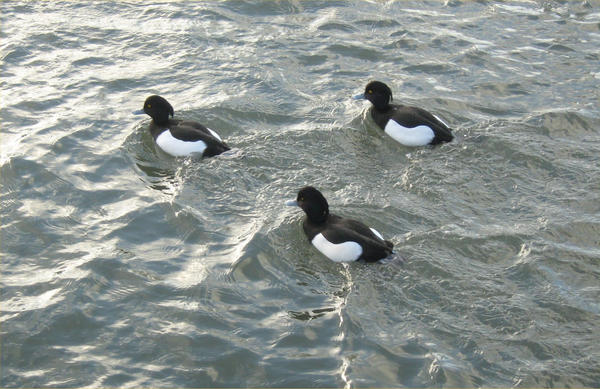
xmin=1 ymin=1 xmax=599 ymax=387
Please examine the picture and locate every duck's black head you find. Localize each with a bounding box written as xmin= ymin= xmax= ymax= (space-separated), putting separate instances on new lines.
xmin=360 ymin=81 xmax=393 ymax=111
xmin=139 ymin=95 xmax=174 ymax=125
xmin=291 ymin=186 xmax=329 ymax=224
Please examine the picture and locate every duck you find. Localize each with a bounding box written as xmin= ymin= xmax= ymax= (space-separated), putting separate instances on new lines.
xmin=354 ymin=81 xmax=453 ymax=146
xmin=286 ymin=186 xmax=393 ymax=262
xmin=133 ymin=95 xmax=230 ymax=157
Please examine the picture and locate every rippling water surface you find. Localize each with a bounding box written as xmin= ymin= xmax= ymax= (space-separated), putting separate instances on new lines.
xmin=1 ymin=1 xmax=599 ymax=387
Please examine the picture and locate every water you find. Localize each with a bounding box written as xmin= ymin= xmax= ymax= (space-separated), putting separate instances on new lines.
xmin=1 ymin=0 xmax=599 ymax=387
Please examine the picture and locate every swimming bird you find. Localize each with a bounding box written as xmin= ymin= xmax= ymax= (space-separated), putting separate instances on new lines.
xmin=133 ymin=95 xmax=230 ymax=157
xmin=286 ymin=186 xmax=393 ymax=262
xmin=354 ymin=81 xmax=453 ymax=146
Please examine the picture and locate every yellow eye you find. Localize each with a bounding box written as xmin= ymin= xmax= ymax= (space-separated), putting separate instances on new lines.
xmin=299 ymin=196 xmax=304 ymax=201
xmin=367 ymin=90 xmax=373 ymax=94
xmin=147 ymin=104 xmax=152 ymax=108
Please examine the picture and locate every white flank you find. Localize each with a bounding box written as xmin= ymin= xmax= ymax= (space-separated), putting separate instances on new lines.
xmin=156 ymin=130 xmax=207 ymax=157
xmin=311 ymin=233 xmax=362 ymax=262
xmin=384 ymin=120 xmax=435 ymax=146
xmin=369 ymin=227 xmax=384 ymax=241
xmin=206 ymin=127 xmax=222 ymax=142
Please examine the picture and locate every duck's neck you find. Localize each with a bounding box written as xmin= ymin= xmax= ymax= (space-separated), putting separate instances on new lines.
xmin=373 ymin=101 xmax=394 ymax=112
xmin=307 ymin=211 xmax=329 ymax=225
xmin=151 ymin=113 xmax=171 ymax=126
